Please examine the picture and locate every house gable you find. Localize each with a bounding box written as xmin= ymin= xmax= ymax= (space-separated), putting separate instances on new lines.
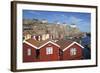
xmin=63 ymin=42 xmax=84 ymax=51
xmin=23 ymin=40 xmax=38 ymax=49
xmin=38 ymin=41 xmax=60 ymax=49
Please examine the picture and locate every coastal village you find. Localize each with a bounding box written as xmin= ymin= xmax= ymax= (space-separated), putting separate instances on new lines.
xmin=23 ymin=18 xmax=91 ymax=62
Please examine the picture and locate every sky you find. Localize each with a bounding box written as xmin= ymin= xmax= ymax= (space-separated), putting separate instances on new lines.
xmin=23 ymin=10 xmax=91 ymax=32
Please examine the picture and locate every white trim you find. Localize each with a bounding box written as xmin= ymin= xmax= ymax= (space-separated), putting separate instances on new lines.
xmin=63 ymin=42 xmax=84 ymax=51
xmin=70 ymin=48 xmax=77 ymax=56
xmin=17 ymin=3 xmax=96 ymax=69
xmin=27 ymin=48 xmax=31 ymax=56
xmin=46 ymin=47 xmax=53 ymax=55
xmin=23 ymin=40 xmax=60 ymax=49
xmin=38 ymin=41 xmax=60 ymax=49
xmin=23 ymin=40 xmax=38 ymax=49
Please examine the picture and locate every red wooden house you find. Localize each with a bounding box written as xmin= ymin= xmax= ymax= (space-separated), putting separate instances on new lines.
xmin=38 ymin=40 xmax=60 ymax=61
xmin=56 ymin=40 xmax=84 ymax=60
xmin=23 ymin=39 xmax=39 ymax=62
xmin=23 ymin=38 xmax=84 ymax=62
xmin=23 ymin=39 xmax=60 ymax=62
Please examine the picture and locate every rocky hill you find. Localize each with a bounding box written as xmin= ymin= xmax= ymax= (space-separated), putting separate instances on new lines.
xmin=23 ymin=19 xmax=81 ymax=39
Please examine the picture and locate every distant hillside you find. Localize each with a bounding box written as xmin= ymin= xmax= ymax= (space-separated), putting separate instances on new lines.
xmin=23 ymin=19 xmax=81 ymax=38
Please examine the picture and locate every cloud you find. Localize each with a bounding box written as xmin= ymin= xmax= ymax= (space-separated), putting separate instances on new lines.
xmin=69 ymin=16 xmax=90 ymax=32
xmin=69 ymin=16 xmax=83 ymax=24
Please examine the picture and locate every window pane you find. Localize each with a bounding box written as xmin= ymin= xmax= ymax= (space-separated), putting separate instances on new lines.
xmin=46 ymin=47 xmax=53 ymax=55
xmin=27 ymin=48 xmax=31 ymax=56
xmin=70 ymin=48 xmax=77 ymax=56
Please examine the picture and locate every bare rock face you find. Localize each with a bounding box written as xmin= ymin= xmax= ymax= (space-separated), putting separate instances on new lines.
xmin=23 ymin=19 xmax=81 ymax=39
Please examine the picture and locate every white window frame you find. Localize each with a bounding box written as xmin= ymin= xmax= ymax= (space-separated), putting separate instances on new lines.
xmin=70 ymin=48 xmax=77 ymax=56
xmin=46 ymin=47 xmax=53 ymax=55
xmin=27 ymin=48 xmax=31 ymax=56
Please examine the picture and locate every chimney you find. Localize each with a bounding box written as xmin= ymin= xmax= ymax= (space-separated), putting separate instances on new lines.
xmin=33 ymin=35 xmax=36 ymax=40
xmin=38 ymin=36 xmax=41 ymax=41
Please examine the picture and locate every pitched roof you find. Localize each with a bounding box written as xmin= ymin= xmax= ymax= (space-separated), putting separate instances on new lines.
xmin=56 ymin=39 xmax=84 ymax=51
xmin=38 ymin=39 xmax=60 ymax=48
xmin=24 ymin=39 xmax=84 ymax=50
xmin=38 ymin=39 xmax=51 ymax=47
xmin=23 ymin=39 xmax=40 ymax=48
xmin=56 ymin=40 xmax=73 ymax=50
xmin=23 ymin=39 xmax=60 ymax=49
